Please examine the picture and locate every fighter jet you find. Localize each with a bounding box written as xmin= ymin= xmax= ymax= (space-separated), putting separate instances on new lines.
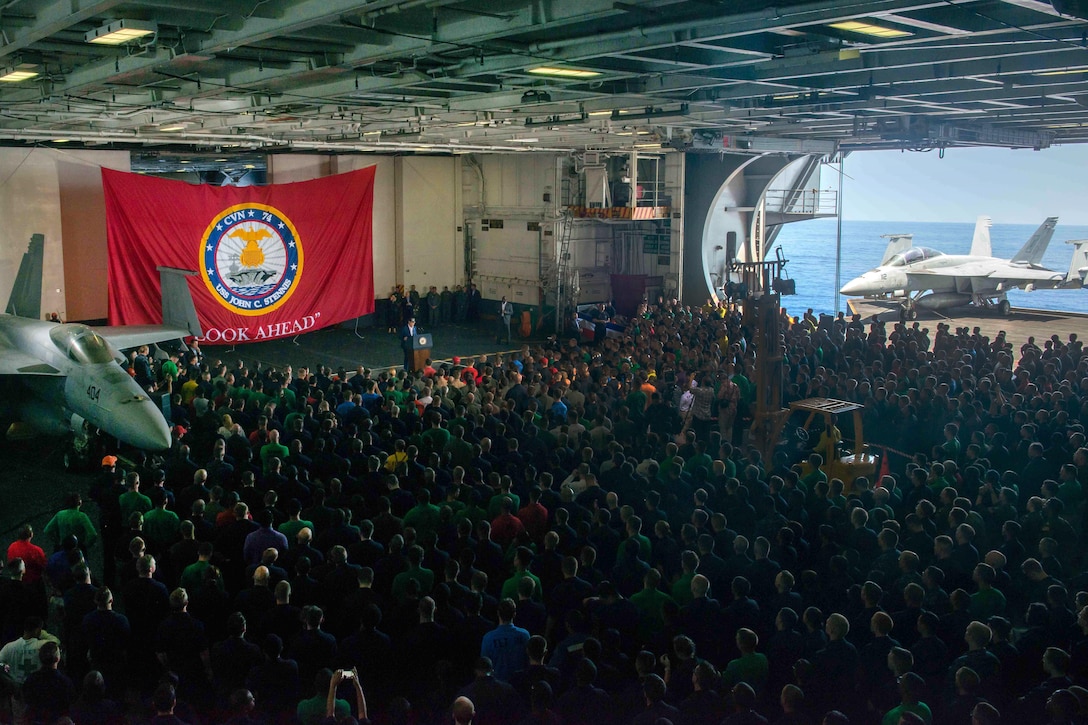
xmin=840 ymin=216 xmax=1088 ymax=318
xmin=0 ymin=234 xmax=201 ymax=451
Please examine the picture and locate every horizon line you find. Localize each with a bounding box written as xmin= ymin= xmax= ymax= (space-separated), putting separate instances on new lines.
xmin=834 ymin=217 xmax=1084 ymax=225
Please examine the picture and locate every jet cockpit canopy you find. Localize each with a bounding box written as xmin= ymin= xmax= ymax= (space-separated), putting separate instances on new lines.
xmin=885 ymin=247 xmax=943 ymax=267
xmin=49 ymin=324 xmax=116 ymax=365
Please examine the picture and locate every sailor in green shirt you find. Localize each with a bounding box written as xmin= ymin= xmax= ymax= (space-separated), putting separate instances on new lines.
xmin=296 ymin=668 xmax=353 ymax=725
xmin=881 ymin=672 xmax=932 ymax=725
xmin=143 ymin=495 xmax=180 ymax=552
xmin=969 ymin=563 xmax=1006 ymax=619
xmin=260 ymin=429 xmax=290 ymax=473
xmin=625 ymin=387 xmax=647 ymax=415
xmin=441 ymin=424 xmax=476 ymax=468
xmin=43 ymin=492 xmax=99 ymax=551
xmin=722 ymin=628 xmax=768 ymax=695
xmin=1058 ymin=463 xmax=1083 ymax=508
xmin=671 ymin=551 xmax=699 ymax=606
xmin=936 ymin=423 xmax=961 ymax=464
xmin=616 ymin=516 xmax=652 ymax=564
xmin=118 ymin=472 xmax=153 ymax=529
xmin=403 ymin=490 xmax=442 ymax=543
xmin=657 ymin=445 xmax=681 ymax=482
xmin=630 ymin=569 xmax=675 ymax=641
xmin=731 ymin=369 xmax=753 ymax=407
xmin=384 ymin=382 xmax=410 ymax=406
xmin=275 ymin=384 xmax=296 ymax=411
xmin=715 ymin=456 xmax=737 ymax=480
xmin=501 ymin=547 xmax=542 ymax=602
xmin=278 ymin=500 xmax=314 ymax=542
xmin=453 ymin=496 xmax=486 ymax=530
xmin=800 ymin=454 xmax=827 ymax=491
xmin=247 ymin=386 xmax=271 ymax=409
xmin=420 ymin=412 xmax=450 ymax=457
xmin=179 ymin=542 xmax=221 ymax=595
xmin=391 ymin=545 xmax=434 ymax=603
xmin=487 ymin=483 xmax=520 ymax=520
xmin=684 ymin=440 xmax=714 ymax=477
xmin=441 ymin=487 xmax=466 ymax=518
xmin=160 ymin=353 xmax=179 ymax=381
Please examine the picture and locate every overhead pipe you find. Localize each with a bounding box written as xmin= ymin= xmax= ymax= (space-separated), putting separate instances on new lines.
xmin=0 ymin=128 xmax=575 ymax=153
xmin=357 ymin=0 xmax=469 ymax=19
xmin=529 ymin=0 xmax=927 ymax=52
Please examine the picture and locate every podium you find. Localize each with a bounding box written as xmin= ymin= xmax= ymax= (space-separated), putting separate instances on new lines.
xmin=411 ymin=333 xmax=433 ymax=371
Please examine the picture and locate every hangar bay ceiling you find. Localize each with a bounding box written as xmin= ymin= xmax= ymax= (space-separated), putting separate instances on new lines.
xmin=0 ymin=0 xmax=1087 ymax=154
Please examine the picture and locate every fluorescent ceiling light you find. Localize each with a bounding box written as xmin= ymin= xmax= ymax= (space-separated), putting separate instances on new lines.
xmin=215 ymin=158 xmax=228 ymax=162
xmin=244 ymin=164 xmax=256 ymax=169
xmin=634 ymin=143 xmax=662 ymax=148
xmin=527 ymin=66 xmax=601 ymax=78
xmin=1037 ymin=67 xmax=1088 ymax=76
xmin=0 ymin=69 xmax=38 ymax=82
xmin=158 ymin=125 xmax=186 ymax=132
xmin=588 ymin=110 xmax=614 ymax=116
xmin=86 ymin=19 xmax=156 ymax=45
xmin=179 ymin=160 xmax=191 ymax=164
xmin=828 ymin=20 xmax=912 ymax=38
xmin=611 ymin=104 xmax=689 ymax=120
xmin=873 ymin=13 xmax=968 ymax=35
xmin=525 ymin=113 xmax=587 ymax=128
xmin=511 ymin=138 xmax=539 ymax=143
xmin=52 ymin=139 xmax=71 ymax=143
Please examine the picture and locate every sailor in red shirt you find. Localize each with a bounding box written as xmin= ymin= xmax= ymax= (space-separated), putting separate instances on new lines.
xmin=516 ymin=490 xmax=549 ymax=546
xmin=490 ymin=496 xmax=526 ymax=550
xmin=6 ymin=524 xmax=47 ymax=585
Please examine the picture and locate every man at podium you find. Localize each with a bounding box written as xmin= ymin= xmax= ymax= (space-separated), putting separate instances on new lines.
xmin=400 ymin=317 xmax=418 ymax=371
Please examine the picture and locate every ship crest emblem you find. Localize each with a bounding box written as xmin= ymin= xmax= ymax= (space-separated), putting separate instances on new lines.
xmin=200 ymin=203 xmax=303 ymax=316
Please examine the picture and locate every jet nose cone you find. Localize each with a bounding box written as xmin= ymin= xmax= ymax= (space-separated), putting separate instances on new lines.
xmin=840 ymin=277 xmax=867 ymax=296
xmin=112 ymin=400 xmax=172 ymax=451
xmin=138 ymin=418 xmax=173 ymax=452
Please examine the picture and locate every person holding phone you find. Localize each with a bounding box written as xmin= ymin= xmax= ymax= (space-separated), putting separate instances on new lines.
xmin=324 ymin=668 xmax=369 ymax=725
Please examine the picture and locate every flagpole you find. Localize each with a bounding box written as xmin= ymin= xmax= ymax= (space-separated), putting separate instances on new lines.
xmin=835 ymin=154 xmax=844 ymax=315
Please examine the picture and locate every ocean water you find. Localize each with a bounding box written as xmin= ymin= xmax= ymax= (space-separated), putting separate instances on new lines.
xmin=769 ymin=218 xmax=1088 ymax=317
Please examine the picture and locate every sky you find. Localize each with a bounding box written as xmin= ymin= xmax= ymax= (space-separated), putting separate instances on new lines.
xmin=838 ymin=143 xmax=1088 ymax=225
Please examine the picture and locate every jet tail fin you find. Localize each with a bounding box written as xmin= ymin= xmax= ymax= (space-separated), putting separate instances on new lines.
xmin=969 ymin=216 xmax=992 ymax=257
xmin=1066 ymin=240 xmax=1088 ymax=287
xmin=157 ymin=267 xmax=203 ymax=338
xmin=4 ymin=233 xmax=44 ymax=319
xmin=879 ymin=233 xmax=913 ymax=265
xmin=1011 ymin=216 xmax=1058 ymax=265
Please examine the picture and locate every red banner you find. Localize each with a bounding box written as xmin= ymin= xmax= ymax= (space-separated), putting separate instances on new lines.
xmin=103 ymin=167 xmax=375 ymax=344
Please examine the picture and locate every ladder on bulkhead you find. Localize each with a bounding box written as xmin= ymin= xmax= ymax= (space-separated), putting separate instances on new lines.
xmin=555 ymin=212 xmax=574 ymax=333
xmin=752 ymin=201 xmax=765 ymax=262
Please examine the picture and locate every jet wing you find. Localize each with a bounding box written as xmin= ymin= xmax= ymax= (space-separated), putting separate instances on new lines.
xmin=906 ymin=265 xmax=1064 ymax=293
xmin=906 ymin=262 xmax=999 ymax=279
xmin=0 ymin=348 xmax=61 ymax=376
xmin=96 ymin=325 xmax=195 ymax=351
xmin=907 ymin=265 xmax=1064 ymax=282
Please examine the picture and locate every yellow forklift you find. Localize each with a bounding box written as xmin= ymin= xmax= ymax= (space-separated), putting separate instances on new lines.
xmin=737 ymin=258 xmax=876 ymax=491
xmin=789 ymin=398 xmax=877 ymax=490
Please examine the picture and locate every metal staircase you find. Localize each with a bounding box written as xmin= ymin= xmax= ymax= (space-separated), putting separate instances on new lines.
xmin=539 ymin=211 xmax=576 ymax=333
